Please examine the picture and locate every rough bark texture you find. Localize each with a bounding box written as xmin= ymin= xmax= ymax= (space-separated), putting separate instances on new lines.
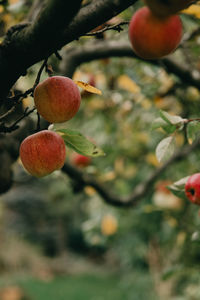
xmin=0 ymin=0 xmax=137 ymax=194
xmin=0 ymin=0 xmax=136 ymax=103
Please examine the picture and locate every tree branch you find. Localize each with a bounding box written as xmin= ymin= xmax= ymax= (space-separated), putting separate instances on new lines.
xmin=60 ymin=40 xmax=200 ymax=89
xmin=0 ymin=0 xmax=137 ymax=103
xmin=59 ymin=38 xmax=200 ymax=207
xmin=61 ymin=0 xmax=136 ymax=45
xmin=62 ymin=138 xmax=200 ymax=207
xmin=0 ymin=0 xmax=82 ymax=102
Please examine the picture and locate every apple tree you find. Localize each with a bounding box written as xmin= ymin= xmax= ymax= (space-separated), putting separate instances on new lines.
xmin=1 ymin=0 xmax=200 ymax=297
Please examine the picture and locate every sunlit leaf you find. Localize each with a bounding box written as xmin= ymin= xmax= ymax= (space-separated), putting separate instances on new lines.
xmin=182 ymin=5 xmax=200 ymax=18
xmin=159 ymin=110 xmax=185 ymax=126
xmin=74 ymin=80 xmax=102 ymax=95
xmin=56 ymin=128 xmax=105 ymax=157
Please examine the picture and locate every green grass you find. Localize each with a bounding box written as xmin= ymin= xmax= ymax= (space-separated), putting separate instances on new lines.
xmin=0 ymin=272 xmax=158 ymax=300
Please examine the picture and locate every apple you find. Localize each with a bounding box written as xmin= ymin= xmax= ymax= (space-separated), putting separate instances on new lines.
xmin=34 ymin=76 xmax=81 ymax=123
xmin=144 ymin=0 xmax=193 ymax=17
xmin=20 ymin=130 xmax=66 ymax=177
xmin=185 ymin=173 xmax=200 ymax=205
xmin=128 ymin=7 xmax=182 ymax=60
xmin=71 ymin=153 xmax=91 ymax=168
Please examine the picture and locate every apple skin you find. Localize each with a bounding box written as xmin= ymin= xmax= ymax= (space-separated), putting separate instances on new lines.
xmin=144 ymin=0 xmax=193 ymax=17
xmin=20 ymin=130 xmax=66 ymax=177
xmin=34 ymin=76 xmax=81 ymax=123
xmin=128 ymin=7 xmax=182 ymax=60
xmin=71 ymin=153 xmax=91 ymax=168
xmin=185 ymin=173 xmax=200 ymax=205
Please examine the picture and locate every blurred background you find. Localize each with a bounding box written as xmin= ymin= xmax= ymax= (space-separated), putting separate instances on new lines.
xmin=1 ymin=0 xmax=200 ymax=299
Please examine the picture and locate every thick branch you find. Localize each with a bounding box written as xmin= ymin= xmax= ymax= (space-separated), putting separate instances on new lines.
xmin=61 ymin=0 xmax=136 ymax=45
xmin=0 ymin=0 xmax=136 ymax=103
xmin=0 ymin=0 xmax=82 ymax=102
xmin=60 ymin=40 xmax=200 ymax=89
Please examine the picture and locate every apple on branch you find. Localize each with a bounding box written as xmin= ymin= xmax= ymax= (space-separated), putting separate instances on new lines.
xmin=34 ymin=76 xmax=81 ymax=123
xmin=128 ymin=7 xmax=182 ymax=60
xmin=20 ymin=130 xmax=66 ymax=177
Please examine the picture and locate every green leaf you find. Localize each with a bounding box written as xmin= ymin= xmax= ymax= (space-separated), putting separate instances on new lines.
xmin=159 ymin=110 xmax=185 ymax=126
xmin=152 ymin=117 xmax=177 ymax=134
xmin=55 ymin=128 xmax=105 ymax=157
xmin=186 ymin=121 xmax=200 ymax=144
xmin=167 ymin=176 xmax=189 ymax=200
xmin=156 ymin=136 xmax=175 ymax=163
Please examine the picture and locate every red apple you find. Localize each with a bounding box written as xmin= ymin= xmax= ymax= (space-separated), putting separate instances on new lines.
xmin=128 ymin=7 xmax=182 ymax=60
xmin=71 ymin=153 xmax=91 ymax=168
xmin=20 ymin=130 xmax=66 ymax=177
xmin=34 ymin=76 xmax=81 ymax=123
xmin=185 ymin=173 xmax=200 ymax=205
xmin=144 ymin=0 xmax=193 ymax=17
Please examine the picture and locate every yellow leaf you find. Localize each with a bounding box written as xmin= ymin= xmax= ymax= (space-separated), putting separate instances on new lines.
xmin=182 ymin=4 xmax=200 ymax=18
xmin=117 ymin=74 xmax=141 ymax=93
xmin=175 ymin=133 xmax=184 ymax=147
xmin=176 ymin=232 xmax=186 ymax=246
xmin=146 ymin=153 xmax=160 ymax=167
xmin=101 ymin=214 xmax=118 ymax=236
xmin=74 ymin=80 xmax=102 ymax=95
xmin=22 ymin=96 xmax=33 ymax=109
xmin=188 ymin=138 xmax=193 ymax=145
xmin=141 ymin=98 xmax=152 ymax=109
xmin=84 ymin=186 xmax=96 ymax=196
xmin=99 ymin=171 xmax=116 ymax=182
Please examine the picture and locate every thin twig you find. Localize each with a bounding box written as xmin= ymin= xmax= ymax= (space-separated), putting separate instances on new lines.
xmin=0 ymin=106 xmax=16 ymax=122
xmin=0 ymin=107 xmax=36 ymax=133
xmin=84 ymin=21 xmax=129 ymax=37
xmin=35 ymin=111 xmax=41 ymax=132
xmin=0 ymin=58 xmax=48 ymax=133
xmin=33 ymin=58 xmax=48 ymax=90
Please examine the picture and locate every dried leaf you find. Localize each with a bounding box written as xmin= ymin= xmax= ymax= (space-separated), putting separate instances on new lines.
xmin=74 ymin=80 xmax=102 ymax=95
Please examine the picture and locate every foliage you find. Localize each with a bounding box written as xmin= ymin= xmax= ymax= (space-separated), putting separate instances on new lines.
xmin=1 ymin=1 xmax=200 ymax=299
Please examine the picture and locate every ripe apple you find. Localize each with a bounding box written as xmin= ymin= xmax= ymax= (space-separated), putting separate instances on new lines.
xmin=34 ymin=76 xmax=81 ymax=123
xmin=185 ymin=173 xmax=200 ymax=205
xmin=128 ymin=7 xmax=182 ymax=60
xmin=20 ymin=130 xmax=66 ymax=177
xmin=144 ymin=0 xmax=193 ymax=17
xmin=71 ymin=153 xmax=91 ymax=168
